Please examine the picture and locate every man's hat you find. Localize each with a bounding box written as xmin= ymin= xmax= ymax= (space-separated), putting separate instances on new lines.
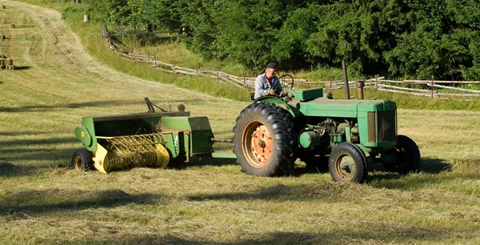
xmin=266 ymin=62 xmax=277 ymax=69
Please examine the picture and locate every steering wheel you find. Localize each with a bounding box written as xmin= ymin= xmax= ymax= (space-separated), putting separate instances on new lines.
xmin=278 ymin=74 xmax=295 ymax=98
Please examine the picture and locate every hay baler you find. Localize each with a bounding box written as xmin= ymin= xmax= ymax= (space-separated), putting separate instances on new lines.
xmin=72 ymin=103 xmax=231 ymax=173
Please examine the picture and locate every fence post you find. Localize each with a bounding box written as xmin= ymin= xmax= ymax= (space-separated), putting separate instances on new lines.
xmin=375 ymin=74 xmax=378 ymax=90
xmin=83 ymin=8 xmax=90 ymax=23
xmin=217 ymin=65 xmax=220 ymax=83
xmin=197 ymin=63 xmax=200 ymax=75
xmin=431 ymin=75 xmax=434 ymax=99
xmin=173 ymin=64 xmax=176 ymax=74
xmin=342 ymin=59 xmax=350 ymax=99
xmin=357 ymin=81 xmax=365 ymax=99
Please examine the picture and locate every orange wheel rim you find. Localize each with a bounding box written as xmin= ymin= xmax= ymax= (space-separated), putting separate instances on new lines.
xmin=242 ymin=121 xmax=273 ymax=168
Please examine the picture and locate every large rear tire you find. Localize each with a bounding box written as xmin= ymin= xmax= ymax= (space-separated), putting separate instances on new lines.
xmin=233 ymin=101 xmax=296 ymax=177
xmin=71 ymin=149 xmax=93 ymax=171
xmin=383 ymin=135 xmax=421 ymax=174
xmin=328 ymin=142 xmax=368 ymax=183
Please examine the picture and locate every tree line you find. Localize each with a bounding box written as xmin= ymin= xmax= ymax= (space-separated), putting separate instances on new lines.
xmin=84 ymin=0 xmax=480 ymax=80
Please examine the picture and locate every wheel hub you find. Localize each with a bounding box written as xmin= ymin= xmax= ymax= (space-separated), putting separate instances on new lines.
xmin=249 ymin=125 xmax=272 ymax=167
xmin=337 ymin=155 xmax=355 ymax=178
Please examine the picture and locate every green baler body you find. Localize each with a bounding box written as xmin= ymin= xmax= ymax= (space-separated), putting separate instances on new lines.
xmin=75 ymin=111 xmax=215 ymax=159
xmin=161 ymin=116 xmax=215 ymax=156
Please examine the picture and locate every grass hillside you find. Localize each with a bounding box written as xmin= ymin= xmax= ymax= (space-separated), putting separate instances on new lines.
xmin=1 ymin=1 xmax=480 ymax=244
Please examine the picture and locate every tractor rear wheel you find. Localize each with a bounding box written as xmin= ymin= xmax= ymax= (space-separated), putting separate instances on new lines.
xmin=383 ymin=135 xmax=421 ymax=174
xmin=233 ymin=101 xmax=296 ymax=177
xmin=328 ymin=142 xmax=368 ymax=183
xmin=71 ymin=149 xmax=93 ymax=171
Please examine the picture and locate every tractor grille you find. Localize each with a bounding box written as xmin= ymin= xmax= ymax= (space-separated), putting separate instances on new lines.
xmin=368 ymin=110 xmax=397 ymax=143
xmin=377 ymin=110 xmax=396 ymax=142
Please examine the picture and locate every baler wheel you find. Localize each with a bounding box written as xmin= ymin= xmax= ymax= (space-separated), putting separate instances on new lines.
xmin=383 ymin=135 xmax=421 ymax=174
xmin=328 ymin=142 xmax=368 ymax=183
xmin=71 ymin=149 xmax=94 ymax=171
xmin=233 ymin=101 xmax=296 ymax=177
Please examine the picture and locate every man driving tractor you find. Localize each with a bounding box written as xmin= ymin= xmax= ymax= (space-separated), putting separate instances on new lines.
xmin=254 ymin=62 xmax=283 ymax=99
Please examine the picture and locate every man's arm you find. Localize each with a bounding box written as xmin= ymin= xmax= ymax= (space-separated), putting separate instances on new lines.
xmin=272 ymin=77 xmax=283 ymax=95
xmin=254 ymin=76 xmax=270 ymax=99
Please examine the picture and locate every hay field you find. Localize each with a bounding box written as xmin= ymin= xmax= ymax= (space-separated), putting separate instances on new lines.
xmin=1 ymin=1 xmax=480 ymax=244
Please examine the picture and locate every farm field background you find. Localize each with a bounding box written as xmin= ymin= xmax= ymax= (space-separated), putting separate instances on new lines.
xmin=1 ymin=1 xmax=480 ymax=244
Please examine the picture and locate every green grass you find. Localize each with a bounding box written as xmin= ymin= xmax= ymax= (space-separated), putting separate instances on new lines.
xmin=2 ymin=1 xmax=480 ymax=244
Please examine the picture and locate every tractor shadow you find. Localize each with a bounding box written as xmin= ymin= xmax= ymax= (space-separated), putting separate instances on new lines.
xmin=292 ymin=157 xmax=452 ymax=182
xmin=292 ymin=164 xmax=329 ymax=176
xmin=12 ymin=66 xmax=31 ymax=70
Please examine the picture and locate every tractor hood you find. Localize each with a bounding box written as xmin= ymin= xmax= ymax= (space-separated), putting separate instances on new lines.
xmin=291 ymin=99 xmax=397 ymax=118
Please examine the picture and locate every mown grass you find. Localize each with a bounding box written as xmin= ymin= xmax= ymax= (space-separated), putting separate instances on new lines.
xmin=1 ymin=1 xmax=480 ymax=244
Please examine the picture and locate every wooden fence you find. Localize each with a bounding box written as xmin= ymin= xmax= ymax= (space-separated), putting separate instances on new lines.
xmin=105 ymin=34 xmax=480 ymax=99
xmin=322 ymin=78 xmax=480 ymax=98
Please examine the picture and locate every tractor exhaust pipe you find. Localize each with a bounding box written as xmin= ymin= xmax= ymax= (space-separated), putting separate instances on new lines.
xmin=342 ymin=59 xmax=350 ymax=99
xmin=357 ymin=81 xmax=364 ymax=100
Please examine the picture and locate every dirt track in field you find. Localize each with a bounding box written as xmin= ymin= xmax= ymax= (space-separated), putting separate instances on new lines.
xmin=0 ymin=1 xmax=234 ymax=108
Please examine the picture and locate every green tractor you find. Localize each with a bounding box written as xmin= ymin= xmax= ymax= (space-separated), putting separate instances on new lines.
xmin=232 ymin=80 xmax=420 ymax=183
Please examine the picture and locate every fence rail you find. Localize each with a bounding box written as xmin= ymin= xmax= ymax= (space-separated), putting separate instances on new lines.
xmin=105 ymin=33 xmax=480 ymax=99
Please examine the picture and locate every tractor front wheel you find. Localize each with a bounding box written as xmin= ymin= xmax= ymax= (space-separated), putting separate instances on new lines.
xmin=233 ymin=102 xmax=296 ymax=177
xmin=71 ymin=149 xmax=93 ymax=171
xmin=383 ymin=135 xmax=421 ymax=174
xmin=328 ymin=142 xmax=368 ymax=183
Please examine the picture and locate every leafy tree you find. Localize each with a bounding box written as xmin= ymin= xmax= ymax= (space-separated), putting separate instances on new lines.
xmin=89 ymin=0 xmax=138 ymax=27
xmin=214 ymin=0 xmax=316 ymax=70
xmin=85 ymin=0 xmax=480 ymax=80
xmin=385 ymin=0 xmax=480 ymax=79
xmin=139 ymin=0 xmax=182 ymax=32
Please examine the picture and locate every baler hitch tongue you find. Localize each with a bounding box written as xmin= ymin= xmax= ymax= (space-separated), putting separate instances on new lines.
xmin=144 ymin=97 xmax=186 ymax=113
xmin=144 ymin=97 xmax=166 ymax=113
